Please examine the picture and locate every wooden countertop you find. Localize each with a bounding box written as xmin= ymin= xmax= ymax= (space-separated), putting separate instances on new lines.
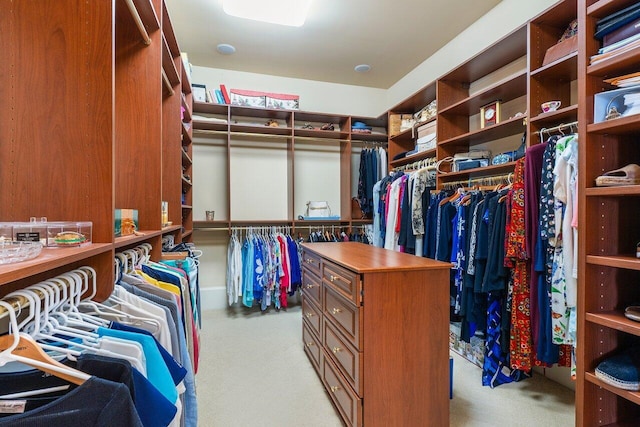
xmin=301 ymin=242 xmax=452 ymax=273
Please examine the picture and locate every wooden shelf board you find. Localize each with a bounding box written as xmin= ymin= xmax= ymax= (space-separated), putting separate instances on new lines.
xmin=585 ymin=372 xmax=640 ymax=406
xmin=438 ymin=115 xmax=526 ymax=148
xmin=161 ymin=35 xmax=180 ymax=87
xmin=587 ymin=0 xmax=637 ymax=19
xmin=161 ymin=2 xmax=180 ymax=58
xmin=231 ymin=106 xmax=291 ymax=120
xmin=181 ymin=177 xmax=192 ymax=187
xmin=438 ymin=162 xmax=516 ymax=181
xmin=588 ymin=44 xmax=640 ymax=77
xmin=586 ymin=255 xmax=640 ymax=270
xmin=293 ymin=111 xmax=347 ymax=124
xmin=181 ymin=205 xmax=193 ymax=210
xmin=181 ymin=148 xmax=192 ymax=164
xmin=350 ymin=132 xmax=388 ymax=142
xmin=351 ymin=115 xmax=388 ymax=128
xmin=389 ymin=83 xmax=436 ymax=113
xmin=0 ymin=244 xmax=113 ymax=286
xmin=586 ymin=311 xmax=640 ymax=337
xmin=193 ymin=220 xmax=229 ymax=229
xmin=389 ymin=149 xmax=437 ymax=169
xmin=586 ymin=185 xmax=640 ymax=196
xmin=181 ymin=96 xmax=192 ymax=122
xmin=588 ymin=114 xmax=640 ymax=135
xmin=293 ymin=128 xmax=348 ymax=140
xmin=162 ymin=224 xmax=182 ymax=234
xmin=531 ymin=0 xmax=577 ymax=26
xmin=114 ymin=230 xmax=162 ymax=248
xmin=230 ymin=124 xmax=292 ymax=137
xmin=182 ymin=230 xmax=193 ymax=239
xmin=294 ymin=219 xmax=349 ymax=226
xmin=181 ymin=68 xmax=191 ymax=95
xmin=130 ymin=0 xmax=160 ymax=33
xmin=529 ymin=105 xmax=578 ymax=127
xmin=443 ymin=25 xmax=527 ymax=83
xmin=193 ymin=101 xmax=228 ymax=115
xmin=182 ymin=125 xmax=193 ymax=146
xmin=439 ymin=71 xmax=527 ymax=116
xmin=350 ymin=219 xmax=373 ymax=225
xmin=192 ymin=120 xmax=228 ymax=132
xmin=530 ymin=51 xmax=578 ymax=81
xmin=389 ymin=127 xmax=414 ymax=143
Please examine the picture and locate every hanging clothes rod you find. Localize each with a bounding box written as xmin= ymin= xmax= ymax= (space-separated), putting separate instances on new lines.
xmin=393 ymin=156 xmax=438 ymax=173
xmin=440 ymin=173 xmax=513 ymax=190
xmin=537 ymin=121 xmax=578 ymax=138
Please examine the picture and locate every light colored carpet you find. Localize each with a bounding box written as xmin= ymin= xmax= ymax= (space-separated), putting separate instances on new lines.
xmin=196 ymin=303 xmax=575 ymax=426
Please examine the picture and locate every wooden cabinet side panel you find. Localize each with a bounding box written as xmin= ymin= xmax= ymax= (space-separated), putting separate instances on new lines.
xmin=115 ymin=0 xmax=163 ymax=231
xmin=0 ymin=0 xmax=114 ymax=243
xmin=363 ymin=268 xmax=449 ymax=427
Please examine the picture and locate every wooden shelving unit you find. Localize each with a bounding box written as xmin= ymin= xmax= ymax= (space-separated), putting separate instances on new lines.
xmin=577 ymin=0 xmax=640 ymax=425
xmin=191 ymin=103 xmax=387 ymax=233
xmin=435 ymin=25 xmax=528 ymax=185
xmin=0 ymin=0 xmax=190 ymax=300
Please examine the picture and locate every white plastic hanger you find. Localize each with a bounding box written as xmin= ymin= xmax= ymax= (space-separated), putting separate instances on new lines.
xmin=0 ymin=300 xmax=90 ymax=386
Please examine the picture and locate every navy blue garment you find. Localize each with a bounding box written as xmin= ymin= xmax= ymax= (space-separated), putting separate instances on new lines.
xmin=398 ymin=178 xmax=416 ymax=254
xmin=76 ymin=354 xmax=176 ymax=427
xmin=482 ymin=293 xmax=530 ymax=388
xmin=0 ymin=376 xmax=143 ymax=427
xmin=435 ymin=199 xmax=456 ymax=262
xmin=287 ymin=235 xmax=302 ymax=294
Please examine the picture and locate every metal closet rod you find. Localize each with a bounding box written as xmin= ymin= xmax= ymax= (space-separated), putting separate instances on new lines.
xmin=440 ymin=173 xmax=512 ymax=190
xmin=537 ymin=121 xmax=578 ymax=138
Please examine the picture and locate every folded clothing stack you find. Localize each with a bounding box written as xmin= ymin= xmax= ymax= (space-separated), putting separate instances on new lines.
xmin=351 ymin=121 xmax=372 ymax=134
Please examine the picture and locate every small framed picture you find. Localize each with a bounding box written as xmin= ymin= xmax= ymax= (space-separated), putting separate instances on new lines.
xmin=480 ymin=101 xmax=501 ymax=128
xmin=192 ymin=84 xmax=207 ymax=103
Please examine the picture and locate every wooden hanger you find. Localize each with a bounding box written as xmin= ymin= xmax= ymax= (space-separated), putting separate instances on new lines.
xmin=0 ymin=300 xmax=90 ymax=386
xmin=0 ymin=334 xmax=88 ymax=386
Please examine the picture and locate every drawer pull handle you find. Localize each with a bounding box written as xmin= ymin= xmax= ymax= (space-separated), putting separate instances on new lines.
xmin=332 ymin=347 xmax=341 ymax=354
xmin=330 ymin=275 xmax=336 ymax=282
xmin=305 ymin=283 xmax=313 ymax=289
xmin=305 ymin=312 xmax=314 ymax=318
xmin=331 ymin=308 xmax=342 ymax=315
xmin=330 ymin=386 xmax=340 ymax=393
xmin=306 ymin=342 xmax=314 ymax=347
xmin=306 ymin=258 xmax=313 ymax=264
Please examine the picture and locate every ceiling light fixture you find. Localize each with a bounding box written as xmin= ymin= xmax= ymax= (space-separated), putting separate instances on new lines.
xmin=354 ymin=64 xmax=371 ymax=73
xmin=217 ymin=43 xmax=236 ymax=55
xmin=222 ymin=0 xmax=313 ymax=27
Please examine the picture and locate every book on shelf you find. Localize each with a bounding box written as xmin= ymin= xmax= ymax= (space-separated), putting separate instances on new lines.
xmin=215 ymin=89 xmax=225 ymax=104
xmin=205 ymin=90 xmax=214 ymax=103
xmin=220 ymin=84 xmax=231 ymax=104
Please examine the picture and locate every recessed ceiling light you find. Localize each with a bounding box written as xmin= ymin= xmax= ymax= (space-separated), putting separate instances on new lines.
xmin=354 ymin=64 xmax=371 ymax=73
xmin=222 ymin=0 xmax=313 ymax=27
xmin=217 ymin=43 xmax=236 ymax=55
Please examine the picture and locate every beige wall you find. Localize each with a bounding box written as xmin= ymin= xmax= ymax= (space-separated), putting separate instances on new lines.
xmin=194 ymin=0 xmax=560 ymax=311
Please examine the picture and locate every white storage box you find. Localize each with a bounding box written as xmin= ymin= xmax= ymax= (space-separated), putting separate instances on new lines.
xmin=594 ymin=85 xmax=640 ymax=123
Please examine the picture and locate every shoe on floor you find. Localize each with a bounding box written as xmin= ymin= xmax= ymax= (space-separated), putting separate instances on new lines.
xmin=595 ymin=164 xmax=640 ymax=186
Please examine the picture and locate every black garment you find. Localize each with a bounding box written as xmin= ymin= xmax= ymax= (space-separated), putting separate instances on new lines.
xmin=398 ymin=178 xmax=416 ymax=254
xmin=0 ymin=376 xmax=142 ymax=427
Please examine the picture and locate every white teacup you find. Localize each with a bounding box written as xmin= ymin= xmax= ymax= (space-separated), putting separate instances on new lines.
xmin=541 ymin=100 xmax=561 ymax=113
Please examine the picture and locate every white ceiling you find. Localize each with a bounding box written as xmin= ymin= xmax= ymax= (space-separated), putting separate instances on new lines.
xmin=165 ymin=0 xmax=502 ymax=89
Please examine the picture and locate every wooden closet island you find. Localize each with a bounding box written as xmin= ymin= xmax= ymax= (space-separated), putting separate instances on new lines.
xmin=300 ymin=242 xmax=451 ymax=426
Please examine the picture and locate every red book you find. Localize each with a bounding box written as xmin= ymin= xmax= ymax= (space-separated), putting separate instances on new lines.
xmin=220 ymin=84 xmax=231 ymax=104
